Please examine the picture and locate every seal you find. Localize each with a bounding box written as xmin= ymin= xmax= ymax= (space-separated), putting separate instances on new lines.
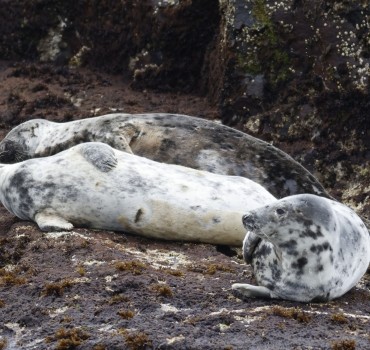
xmin=0 ymin=113 xmax=329 ymax=199
xmin=232 ymin=194 xmax=370 ymax=302
xmin=0 ymin=142 xmax=277 ymax=246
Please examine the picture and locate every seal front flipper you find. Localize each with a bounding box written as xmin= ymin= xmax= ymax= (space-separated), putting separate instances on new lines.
xmin=231 ymin=283 xmax=272 ymax=299
xmin=34 ymin=209 xmax=74 ymax=231
xmin=242 ymin=232 xmax=262 ymax=264
xmin=80 ymin=142 xmax=118 ymax=172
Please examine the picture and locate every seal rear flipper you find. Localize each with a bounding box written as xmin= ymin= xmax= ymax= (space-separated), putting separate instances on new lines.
xmin=34 ymin=209 xmax=74 ymax=231
xmin=80 ymin=142 xmax=118 ymax=172
xmin=232 ymin=283 xmax=272 ymax=299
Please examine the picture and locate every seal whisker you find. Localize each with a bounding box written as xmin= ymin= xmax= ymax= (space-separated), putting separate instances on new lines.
xmin=258 ymin=229 xmax=271 ymax=241
xmin=15 ymin=153 xmax=26 ymax=162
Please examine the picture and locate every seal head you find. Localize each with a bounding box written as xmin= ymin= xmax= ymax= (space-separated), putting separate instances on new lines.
xmin=0 ymin=119 xmax=50 ymax=162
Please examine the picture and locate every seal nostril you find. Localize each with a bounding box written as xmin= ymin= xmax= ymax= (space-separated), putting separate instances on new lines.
xmin=242 ymin=214 xmax=255 ymax=228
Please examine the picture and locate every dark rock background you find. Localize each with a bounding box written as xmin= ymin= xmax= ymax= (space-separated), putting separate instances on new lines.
xmin=0 ymin=1 xmax=369 ymax=349
xmin=1 ymin=0 xmax=368 ymax=218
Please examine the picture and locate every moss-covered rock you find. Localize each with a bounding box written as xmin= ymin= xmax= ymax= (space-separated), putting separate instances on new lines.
xmin=215 ymin=0 xmax=370 ymax=219
xmin=218 ymin=0 xmax=370 ymax=125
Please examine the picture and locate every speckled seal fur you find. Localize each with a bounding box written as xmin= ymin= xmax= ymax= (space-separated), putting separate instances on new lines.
xmin=0 ymin=142 xmax=277 ymax=246
xmin=232 ymin=194 xmax=370 ymax=302
xmin=0 ymin=113 xmax=329 ymax=199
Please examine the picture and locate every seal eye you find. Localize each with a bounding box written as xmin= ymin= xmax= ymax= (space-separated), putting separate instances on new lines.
xmin=276 ymin=208 xmax=286 ymax=216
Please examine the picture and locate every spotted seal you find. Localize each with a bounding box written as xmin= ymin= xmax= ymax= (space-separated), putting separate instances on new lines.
xmin=0 ymin=113 xmax=329 ymax=199
xmin=0 ymin=142 xmax=277 ymax=245
xmin=232 ymin=194 xmax=370 ymax=302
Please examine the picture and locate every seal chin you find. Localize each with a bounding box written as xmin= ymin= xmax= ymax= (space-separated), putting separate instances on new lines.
xmin=0 ymin=140 xmax=28 ymax=163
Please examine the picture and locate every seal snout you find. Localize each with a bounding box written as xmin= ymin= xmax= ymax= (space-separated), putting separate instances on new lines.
xmin=242 ymin=213 xmax=259 ymax=231
xmin=0 ymin=139 xmax=27 ymax=163
xmin=0 ymin=140 xmax=15 ymax=162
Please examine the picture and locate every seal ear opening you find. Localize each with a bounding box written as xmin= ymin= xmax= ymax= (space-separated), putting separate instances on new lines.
xmin=79 ymin=142 xmax=118 ymax=172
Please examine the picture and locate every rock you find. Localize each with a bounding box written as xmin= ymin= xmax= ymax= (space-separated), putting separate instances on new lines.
xmin=37 ymin=17 xmax=69 ymax=63
xmin=213 ymin=0 xmax=370 ymax=220
xmin=216 ymin=0 xmax=370 ymax=124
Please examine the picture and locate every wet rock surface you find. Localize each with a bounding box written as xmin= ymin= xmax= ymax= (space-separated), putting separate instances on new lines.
xmin=0 ymin=1 xmax=369 ymax=349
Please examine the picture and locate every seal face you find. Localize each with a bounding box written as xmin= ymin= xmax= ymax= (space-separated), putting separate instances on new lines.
xmin=232 ymin=194 xmax=370 ymax=302
xmin=0 ymin=113 xmax=330 ymax=199
xmin=0 ymin=142 xmax=276 ymax=246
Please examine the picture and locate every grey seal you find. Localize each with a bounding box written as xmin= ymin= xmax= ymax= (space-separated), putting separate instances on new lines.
xmin=0 ymin=113 xmax=329 ymax=199
xmin=0 ymin=142 xmax=276 ymax=246
xmin=232 ymin=194 xmax=370 ymax=302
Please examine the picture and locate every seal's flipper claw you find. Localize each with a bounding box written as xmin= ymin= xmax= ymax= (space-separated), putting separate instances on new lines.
xmin=80 ymin=142 xmax=118 ymax=172
xmin=232 ymin=283 xmax=272 ymax=299
xmin=35 ymin=209 xmax=74 ymax=231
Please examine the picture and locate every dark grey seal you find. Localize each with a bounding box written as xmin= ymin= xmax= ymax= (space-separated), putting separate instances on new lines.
xmin=0 ymin=113 xmax=329 ymax=199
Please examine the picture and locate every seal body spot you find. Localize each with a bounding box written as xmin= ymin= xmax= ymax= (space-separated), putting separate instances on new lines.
xmin=232 ymin=194 xmax=370 ymax=302
xmin=135 ymin=209 xmax=144 ymax=223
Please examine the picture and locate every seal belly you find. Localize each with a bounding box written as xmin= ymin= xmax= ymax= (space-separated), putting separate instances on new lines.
xmin=118 ymin=201 xmax=246 ymax=245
